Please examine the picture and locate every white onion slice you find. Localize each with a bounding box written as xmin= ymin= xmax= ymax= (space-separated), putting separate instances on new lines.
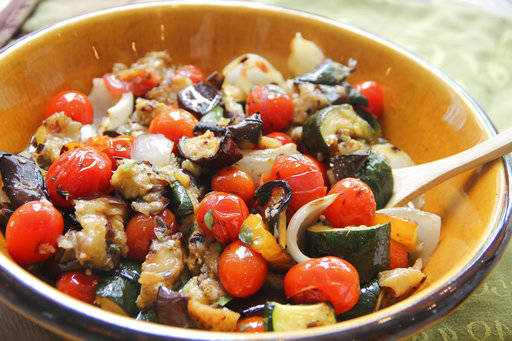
xmin=377 ymin=207 xmax=441 ymax=265
xmin=288 ymin=32 xmax=325 ymax=76
xmin=234 ymin=143 xmax=298 ymax=184
xmin=99 ymin=92 xmax=134 ymax=133
xmin=80 ymin=124 xmax=98 ymax=142
xmin=131 ymin=134 xmax=174 ymax=167
xmin=88 ymin=77 xmax=120 ymax=125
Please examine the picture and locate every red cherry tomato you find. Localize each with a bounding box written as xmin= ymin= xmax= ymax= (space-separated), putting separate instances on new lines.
xmin=6 ymin=200 xmax=63 ymax=265
xmin=103 ymin=69 xmax=160 ymax=97
xmin=196 ymin=192 xmax=249 ymax=245
xmin=246 ymin=85 xmax=294 ymax=133
xmin=176 ymin=65 xmax=205 ymax=83
xmin=236 ymin=316 xmax=265 ymax=332
xmin=265 ymin=132 xmax=294 ymax=146
xmin=125 ymin=209 xmax=177 ymax=261
xmin=269 ymin=154 xmax=326 ymax=214
xmin=45 ymin=90 xmax=94 ymax=124
xmin=149 ymin=108 xmax=198 ymax=152
xmin=323 ymin=178 xmax=376 ymax=228
xmin=284 ymin=256 xmax=360 ymax=314
xmin=85 ymin=135 xmax=135 ymax=167
xmin=219 ymin=240 xmax=268 ymax=297
xmin=56 ymin=272 xmax=100 ymax=304
xmin=303 ymin=154 xmax=329 ymax=185
xmin=355 ymin=81 xmax=383 ymax=118
xmin=211 ymin=167 xmax=255 ymax=204
xmin=46 ymin=147 xmax=112 ymax=208
xmin=390 ymin=240 xmax=409 ymax=269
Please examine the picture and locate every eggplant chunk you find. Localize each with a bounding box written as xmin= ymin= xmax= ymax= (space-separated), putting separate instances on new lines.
xmin=177 ymin=83 xmax=222 ymax=117
xmin=294 ymin=58 xmax=356 ymax=86
xmin=0 ymin=153 xmax=46 ymax=208
xmin=227 ymin=114 xmax=263 ymax=148
xmin=255 ymin=180 xmax=292 ymax=248
xmin=178 ymin=131 xmax=242 ymax=169
xmin=330 ymin=153 xmax=369 ymax=181
xmin=156 ymin=287 xmax=195 ymax=328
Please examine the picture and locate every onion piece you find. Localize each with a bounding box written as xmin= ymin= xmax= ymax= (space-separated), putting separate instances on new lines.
xmin=131 ymin=133 xmax=174 ymax=167
xmin=378 ymin=259 xmax=426 ymax=297
xmin=377 ymin=207 xmax=441 ymax=265
xmin=80 ymin=124 xmax=98 ymax=142
xmin=233 ymin=143 xmax=298 ymax=184
xmin=88 ymin=77 xmax=120 ymax=125
xmin=288 ymin=32 xmax=325 ymax=76
xmin=99 ymin=92 xmax=134 ymax=134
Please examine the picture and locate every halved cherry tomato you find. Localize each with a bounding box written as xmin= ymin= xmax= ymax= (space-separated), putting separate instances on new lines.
xmin=149 ymin=108 xmax=198 ymax=152
xmin=390 ymin=239 xmax=409 ymax=269
xmin=323 ymin=178 xmax=376 ymax=228
xmin=269 ymin=154 xmax=326 ymax=214
xmin=176 ymin=65 xmax=205 ymax=83
xmin=246 ymin=85 xmax=294 ymax=133
xmin=219 ymin=240 xmax=268 ymax=297
xmin=236 ymin=316 xmax=265 ymax=332
xmin=196 ymin=192 xmax=249 ymax=245
xmin=303 ymin=154 xmax=328 ymax=185
xmin=85 ymin=135 xmax=135 ymax=167
xmin=125 ymin=209 xmax=177 ymax=261
xmin=46 ymin=147 xmax=112 ymax=208
xmin=45 ymin=90 xmax=93 ymax=124
xmin=56 ymin=272 xmax=100 ymax=304
xmin=211 ymin=167 xmax=255 ymax=204
xmin=355 ymin=81 xmax=383 ymax=118
xmin=265 ymin=132 xmax=294 ymax=146
xmin=103 ymin=69 xmax=160 ymax=97
xmin=6 ymin=200 xmax=63 ymax=264
xmin=284 ymin=256 xmax=359 ymax=314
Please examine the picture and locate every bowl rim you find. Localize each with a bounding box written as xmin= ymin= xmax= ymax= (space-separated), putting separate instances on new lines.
xmin=0 ymin=1 xmax=510 ymax=340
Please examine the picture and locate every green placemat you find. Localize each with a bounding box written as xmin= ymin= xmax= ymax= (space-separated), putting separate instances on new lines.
xmin=22 ymin=0 xmax=512 ymax=339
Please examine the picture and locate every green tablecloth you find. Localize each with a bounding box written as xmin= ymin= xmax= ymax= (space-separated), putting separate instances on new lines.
xmin=20 ymin=0 xmax=512 ymax=339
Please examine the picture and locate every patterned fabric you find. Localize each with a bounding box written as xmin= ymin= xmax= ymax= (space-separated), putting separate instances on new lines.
xmin=17 ymin=0 xmax=512 ymax=339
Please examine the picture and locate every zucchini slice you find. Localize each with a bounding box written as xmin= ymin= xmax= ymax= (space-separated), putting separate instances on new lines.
xmin=168 ymin=180 xmax=194 ymax=218
xmin=263 ymin=302 xmax=336 ymax=331
xmin=302 ymin=104 xmax=375 ymax=157
xmin=306 ymin=222 xmax=391 ymax=283
xmin=136 ymin=309 xmax=159 ymax=323
xmin=338 ymin=278 xmax=380 ymax=321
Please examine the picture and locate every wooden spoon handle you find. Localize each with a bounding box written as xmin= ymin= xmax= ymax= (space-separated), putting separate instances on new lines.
xmin=387 ymin=127 xmax=512 ymax=207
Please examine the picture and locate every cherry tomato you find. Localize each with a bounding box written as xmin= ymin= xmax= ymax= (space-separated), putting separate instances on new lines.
xmin=284 ymin=256 xmax=359 ymax=314
xmin=303 ymin=154 xmax=328 ymax=185
xmin=176 ymin=65 xmax=205 ymax=83
xmin=45 ymin=90 xmax=94 ymax=124
xmin=6 ymin=200 xmax=63 ymax=265
xmin=125 ymin=209 xmax=177 ymax=261
xmin=265 ymin=132 xmax=294 ymax=146
xmin=85 ymin=135 xmax=135 ymax=167
xmin=355 ymin=81 xmax=383 ymax=118
xmin=323 ymin=178 xmax=376 ymax=228
xmin=149 ymin=108 xmax=198 ymax=151
xmin=103 ymin=69 xmax=160 ymax=97
xmin=56 ymin=272 xmax=100 ymax=304
xmin=196 ymin=192 xmax=249 ymax=245
xmin=246 ymin=85 xmax=294 ymax=133
xmin=236 ymin=316 xmax=265 ymax=332
xmin=46 ymin=147 xmax=112 ymax=208
xmin=390 ymin=240 xmax=409 ymax=269
xmin=211 ymin=167 xmax=255 ymax=204
xmin=219 ymin=240 xmax=268 ymax=297
xmin=269 ymin=154 xmax=326 ymax=214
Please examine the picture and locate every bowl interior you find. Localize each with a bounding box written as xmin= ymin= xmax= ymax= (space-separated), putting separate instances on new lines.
xmin=0 ymin=1 xmax=507 ymax=339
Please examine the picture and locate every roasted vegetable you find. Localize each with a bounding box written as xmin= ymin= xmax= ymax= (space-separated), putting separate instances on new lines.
xmin=329 ymin=153 xmax=369 ymax=180
xmin=225 ymin=287 xmax=287 ymax=317
xmin=302 ymin=104 xmax=375 ymax=157
xmin=227 ymin=114 xmax=263 ymax=148
xmin=136 ymin=308 xmax=159 ymax=323
xmin=338 ymin=278 xmax=380 ymax=321
xmin=155 ymin=287 xmax=194 ymax=328
xmin=378 ymin=259 xmax=426 ymax=297
xmin=167 ymin=180 xmax=194 ymax=218
xmin=255 ymin=181 xmax=292 ymax=248
xmin=204 ymin=71 xmax=224 ymax=90
xmin=263 ymin=301 xmax=336 ymax=331
xmin=199 ymin=106 xmax=230 ymax=126
xmin=177 ymin=83 xmax=222 ymax=117
xmin=306 ymin=222 xmax=391 ymax=283
xmin=178 ymin=131 xmax=242 ymax=169
xmin=0 ymin=152 xmax=46 ymax=208
xmin=294 ymin=58 xmax=355 ymax=86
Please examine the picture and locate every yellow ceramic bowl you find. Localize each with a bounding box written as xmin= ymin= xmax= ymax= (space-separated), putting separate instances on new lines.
xmin=0 ymin=1 xmax=510 ymax=339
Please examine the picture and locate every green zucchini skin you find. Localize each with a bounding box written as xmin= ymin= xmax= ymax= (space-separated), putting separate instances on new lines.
xmin=263 ymin=301 xmax=336 ymax=331
xmin=302 ymin=107 xmax=331 ymax=156
xmin=338 ymin=278 xmax=380 ymax=321
xmin=168 ymin=180 xmax=194 ymax=218
xmin=95 ymin=260 xmax=142 ymax=316
xmin=263 ymin=302 xmax=276 ymax=331
xmin=306 ymin=223 xmax=391 ymax=283
xmin=356 ymin=154 xmax=393 ymax=209
xmin=136 ymin=308 xmax=159 ymax=323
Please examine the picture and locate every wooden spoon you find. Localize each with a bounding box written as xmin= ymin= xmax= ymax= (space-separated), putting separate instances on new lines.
xmin=386 ymin=127 xmax=512 ymax=208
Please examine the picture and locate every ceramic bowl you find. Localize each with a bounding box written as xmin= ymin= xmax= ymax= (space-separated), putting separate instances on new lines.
xmin=0 ymin=1 xmax=509 ymax=340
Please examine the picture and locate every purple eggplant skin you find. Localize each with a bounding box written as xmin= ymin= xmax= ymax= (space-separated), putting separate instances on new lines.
xmin=177 ymin=83 xmax=222 ymax=117
xmin=178 ymin=132 xmax=242 ymax=170
xmin=155 ymin=287 xmax=195 ymax=328
xmin=255 ymin=180 xmax=292 ymax=238
xmin=329 ymin=153 xmax=369 ymax=180
xmin=227 ymin=114 xmax=263 ymax=147
xmin=204 ymin=71 xmax=224 ymax=90
xmin=0 ymin=152 xmax=47 ymax=209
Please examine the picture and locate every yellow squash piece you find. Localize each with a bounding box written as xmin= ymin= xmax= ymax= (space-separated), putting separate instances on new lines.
xmin=373 ymin=213 xmax=418 ymax=252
